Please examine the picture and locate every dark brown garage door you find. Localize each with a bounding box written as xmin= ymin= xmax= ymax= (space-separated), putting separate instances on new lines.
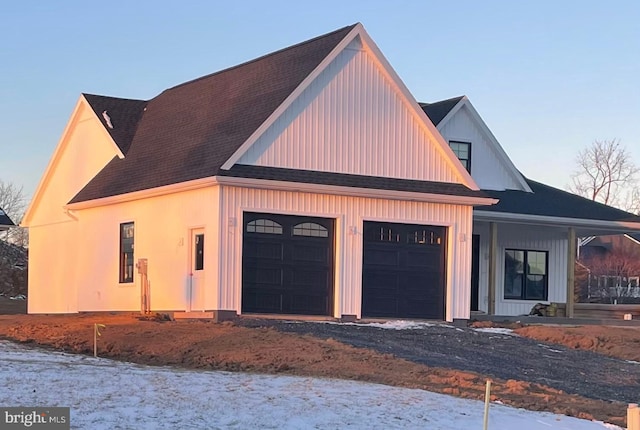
xmin=242 ymin=213 xmax=334 ymax=316
xmin=362 ymin=222 xmax=446 ymax=319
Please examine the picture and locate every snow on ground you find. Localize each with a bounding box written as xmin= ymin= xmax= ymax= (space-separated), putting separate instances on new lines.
xmin=0 ymin=341 xmax=621 ymax=430
xmin=471 ymin=327 xmax=518 ymax=336
xmin=294 ymin=319 xmax=458 ymax=330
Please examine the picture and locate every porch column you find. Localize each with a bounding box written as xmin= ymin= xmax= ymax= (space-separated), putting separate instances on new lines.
xmin=488 ymin=222 xmax=498 ymax=315
xmin=566 ymin=227 xmax=576 ymax=318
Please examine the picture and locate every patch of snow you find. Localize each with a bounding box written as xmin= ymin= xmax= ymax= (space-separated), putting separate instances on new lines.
xmin=539 ymin=344 xmax=563 ymax=353
xmin=626 ymin=360 xmax=639 ymax=365
xmin=0 ymin=341 xmax=622 ymax=429
xmin=299 ymin=320 xmax=457 ymax=330
xmin=9 ymin=294 xmax=26 ymax=300
xmin=472 ymin=327 xmax=518 ymax=336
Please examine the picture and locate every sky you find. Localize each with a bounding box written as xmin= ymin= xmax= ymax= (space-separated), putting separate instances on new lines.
xmin=1 ymin=340 xmax=622 ymax=429
xmin=1 ymin=1 xmax=639 ymax=202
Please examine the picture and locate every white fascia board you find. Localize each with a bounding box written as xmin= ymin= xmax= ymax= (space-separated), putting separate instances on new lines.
xmin=65 ymin=177 xmax=219 ymax=210
xmin=214 ymin=176 xmax=497 ymax=206
xmin=474 ymin=209 xmax=640 ymax=234
xmin=220 ymin=25 xmax=363 ymax=171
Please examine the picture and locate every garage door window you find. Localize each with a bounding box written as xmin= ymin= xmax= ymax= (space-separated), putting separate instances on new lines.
xmin=246 ymin=219 xmax=283 ymax=234
xmin=293 ymin=222 xmax=328 ymax=237
xmin=407 ymin=229 xmax=443 ymax=245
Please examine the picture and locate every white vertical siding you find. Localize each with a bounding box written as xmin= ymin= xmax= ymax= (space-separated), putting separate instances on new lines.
xmin=220 ymin=185 xmax=474 ymax=321
xmin=439 ymin=106 xmax=524 ymax=191
xmin=237 ymin=39 xmax=459 ymax=184
xmin=473 ymin=221 xmax=568 ymax=316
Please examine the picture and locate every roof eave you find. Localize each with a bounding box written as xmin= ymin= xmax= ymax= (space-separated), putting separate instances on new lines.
xmin=474 ymin=209 xmax=640 ymax=235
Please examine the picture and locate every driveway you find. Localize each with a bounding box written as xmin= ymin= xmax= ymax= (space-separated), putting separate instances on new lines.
xmin=237 ymin=319 xmax=640 ymax=404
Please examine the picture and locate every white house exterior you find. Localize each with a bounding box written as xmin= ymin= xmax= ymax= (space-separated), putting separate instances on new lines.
xmin=23 ymin=24 xmax=640 ymax=321
xmin=23 ymin=24 xmax=496 ymax=322
xmin=421 ymin=96 xmax=640 ymax=316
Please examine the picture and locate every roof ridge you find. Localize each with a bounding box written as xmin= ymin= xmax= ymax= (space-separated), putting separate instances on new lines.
xmin=163 ymin=24 xmax=358 ymax=93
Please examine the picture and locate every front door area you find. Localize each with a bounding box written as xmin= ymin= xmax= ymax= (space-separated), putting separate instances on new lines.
xmin=361 ymin=221 xmax=447 ymax=319
xmin=241 ymin=213 xmax=334 ymax=316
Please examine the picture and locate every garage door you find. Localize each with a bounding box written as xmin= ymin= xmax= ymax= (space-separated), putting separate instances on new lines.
xmin=242 ymin=213 xmax=334 ymax=316
xmin=362 ymin=222 xmax=446 ymax=319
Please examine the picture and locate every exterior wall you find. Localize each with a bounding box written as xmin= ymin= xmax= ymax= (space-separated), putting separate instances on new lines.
xmin=238 ymin=38 xmax=459 ymax=184
xmin=473 ymin=221 xmax=568 ymax=316
xmin=438 ymin=106 xmax=524 ymax=191
xmin=28 ymin=221 xmax=79 ymax=313
xmin=29 ymin=186 xmax=220 ymax=313
xmin=28 ymin=102 xmax=119 ymax=227
xmin=220 ymin=185 xmax=474 ymax=321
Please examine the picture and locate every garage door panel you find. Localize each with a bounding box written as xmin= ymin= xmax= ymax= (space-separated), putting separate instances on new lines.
xmin=244 ymin=242 xmax=284 ymax=261
xmin=363 ymin=221 xmax=446 ymax=320
xmin=242 ymin=213 xmax=334 ymax=316
xmin=363 ymin=248 xmax=400 ymax=266
xmin=291 ymin=243 xmax=328 ymax=263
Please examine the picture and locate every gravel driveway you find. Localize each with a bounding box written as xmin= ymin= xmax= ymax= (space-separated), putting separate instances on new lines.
xmin=237 ymin=319 xmax=640 ymax=404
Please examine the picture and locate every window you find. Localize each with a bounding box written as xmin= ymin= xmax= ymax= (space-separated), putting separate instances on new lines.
xmin=246 ymin=219 xmax=283 ymax=234
xmin=293 ymin=222 xmax=328 ymax=237
xmin=449 ymin=141 xmax=471 ymax=172
xmin=119 ymin=222 xmax=134 ymax=283
xmin=504 ymin=249 xmax=548 ymax=300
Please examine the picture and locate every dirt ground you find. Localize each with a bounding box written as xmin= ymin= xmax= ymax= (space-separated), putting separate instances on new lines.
xmin=0 ymin=312 xmax=637 ymax=427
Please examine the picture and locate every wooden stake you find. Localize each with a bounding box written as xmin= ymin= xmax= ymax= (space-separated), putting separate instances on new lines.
xmin=483 ymin=379 xmax=491 ymax=430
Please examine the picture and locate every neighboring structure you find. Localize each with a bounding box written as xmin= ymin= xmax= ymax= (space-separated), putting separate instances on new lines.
xmin=0 ymin=208 xmax=14 ymax=232
xmin=23 ymin=23 xmax=640 ymax=320
xmin=577 ymin=234 xmax=640 ymax=303
xmin=421 ymin=96 xmax=640 ymax=316
xmin=23 ymin=24 xmax=496 ymax=321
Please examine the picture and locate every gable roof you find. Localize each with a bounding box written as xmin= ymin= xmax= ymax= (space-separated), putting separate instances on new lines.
xmin=477 ymin=178 xmax=640 ymax=224
xmin=421 ymin=96 xmax=532 ymax=193
xmin=0 ymin=207 xmax=15 ymax=230
xmin=71 ymin=24 xmax=358 ymax=203
xmin=419 ymin=96 xmax=464 ymax=126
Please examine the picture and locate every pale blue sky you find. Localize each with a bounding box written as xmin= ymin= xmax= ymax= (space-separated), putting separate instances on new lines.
xmin=2 ymin=1 xmax=639 ymax=199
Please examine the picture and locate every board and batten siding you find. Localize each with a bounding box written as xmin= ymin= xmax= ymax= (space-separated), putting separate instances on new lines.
xmin=473 ymin=222 xmax=568 ymax=316
xmin=438 ymin=106 xmax=524 ymax=191
xmin=219 ymin=185 xmax=474 ymax=321
xmin=237 ymin=38 xmax=459 ymax=184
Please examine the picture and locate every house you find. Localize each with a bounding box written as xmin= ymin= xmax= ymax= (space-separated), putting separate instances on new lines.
xmin=23 ymin=23 xmax=640 ymax=321
xmin=0 ymin=208 xmax=14 ymax=231
xmin=420 ymin=96 xmax=640 ymax=316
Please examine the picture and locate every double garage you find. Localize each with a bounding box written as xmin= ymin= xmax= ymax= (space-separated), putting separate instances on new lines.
xmin=241 ymin=212 xmax=447 ymax=320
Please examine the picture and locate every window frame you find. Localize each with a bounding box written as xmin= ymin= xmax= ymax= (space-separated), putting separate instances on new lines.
xmin=503 ymin=249 xmax=549 ymax=301
xmin=119 ymin=222 xmax=135 ymax=284
xmin=448 ymin=140 xmax=471 ymax=173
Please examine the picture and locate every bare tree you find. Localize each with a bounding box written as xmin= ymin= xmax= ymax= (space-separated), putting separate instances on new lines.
xmin=569 ymin=139 xmax=639 ymax=211
xmin=0 ymin=180 xmax=28 ymax=246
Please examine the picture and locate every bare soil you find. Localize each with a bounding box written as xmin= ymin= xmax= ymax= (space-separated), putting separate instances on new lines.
xmin=0 ymin=313 xmax=638 ymax=427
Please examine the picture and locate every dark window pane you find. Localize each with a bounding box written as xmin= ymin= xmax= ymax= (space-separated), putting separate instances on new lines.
xmin=120 ymin=222 xmax=134 ymax=283
xmin=504 ymin=249 xmax=548 ymax=300
xmin=195 ymin=234 xmax=204 ymax=271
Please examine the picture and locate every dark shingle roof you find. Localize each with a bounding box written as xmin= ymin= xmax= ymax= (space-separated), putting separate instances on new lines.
xmin=221 ymin=165 xmax=489 ymax=198
xmin=0 ymin=207 xmax=15 ymax=227
xmin=71 ymin=24 xmax=357 ymax=204
xmin=82 ymin=94 xmax=147 ymax=155
xmin=477 ymin=178 xmax=640 ymax=223
xmin=419 ymin=96 xmax=465 ymax=126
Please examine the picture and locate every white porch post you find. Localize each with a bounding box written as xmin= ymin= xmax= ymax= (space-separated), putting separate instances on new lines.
xmin=566 ymin=227 xmax=576 ymax=318
xmin=488 ymin=222 xmax=498 ymax=315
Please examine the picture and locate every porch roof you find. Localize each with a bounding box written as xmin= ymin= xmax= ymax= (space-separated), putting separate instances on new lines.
xmin=474 ymin=178 xmax=640 ymax=235
xmin=0 ymin=207 xmax=14 ymax=231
